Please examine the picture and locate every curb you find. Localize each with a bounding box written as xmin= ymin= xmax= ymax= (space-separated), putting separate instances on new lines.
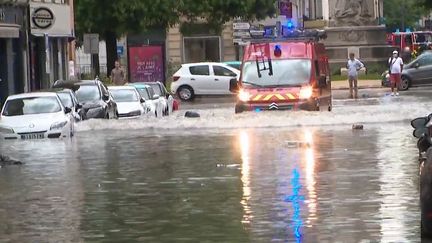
xmin=332 ymin=86 xmax=384 ymax=90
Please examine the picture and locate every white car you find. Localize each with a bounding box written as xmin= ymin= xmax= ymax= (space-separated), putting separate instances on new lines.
xmin=128 ymin=83 xmax=164 ymax=117
xmin=171 ymin=62 xmax=240 ymax=101
xmin=0 ymin=92 xmax=75 ymax=140
xmin=108 ymin=86 xmax=147 ymax=119
xmin=138 ymin=82 xmax=173 ymax=116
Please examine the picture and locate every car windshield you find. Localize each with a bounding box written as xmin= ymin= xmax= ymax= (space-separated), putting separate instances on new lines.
xmin=110 ymin=89 xmax=139 ymax=102
xmin=2 ymin=96 xmax=62 ymax=116
xmin=136 ymin=88 xmax=150 ymax=100
xmin=242 ymin=59 xmax=311 ymax=87
xmin=149 ymin=84 xmax=163 ymax=96
xmin=75 ymin=85 xmax=101 ymax=103
xmin=57 ymin=92 xmax=73 ymax=109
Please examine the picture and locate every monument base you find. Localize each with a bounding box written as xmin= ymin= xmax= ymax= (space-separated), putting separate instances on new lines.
xmin=322 ymin=26 xmax=394 ymax=73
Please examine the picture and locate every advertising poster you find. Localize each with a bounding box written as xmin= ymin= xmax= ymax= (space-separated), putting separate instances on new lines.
xmin=128 ymin=46 xmax=164 ymax=83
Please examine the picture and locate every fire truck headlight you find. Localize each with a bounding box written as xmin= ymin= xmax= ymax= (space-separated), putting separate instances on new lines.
xmin=300 ymin=86 xmax=313 ymax=99
xmin=239 ymin=90 xmax=251 ymax=102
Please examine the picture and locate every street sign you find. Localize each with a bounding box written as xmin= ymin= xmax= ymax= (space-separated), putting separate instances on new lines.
xmin=233 ymin=31 xmax=251 ymax=38
xmin=233 ymin=22 xmax=250 ymax=30
xmin=117 ymin=46 xmax=124 ymax=55
xmin=83 ymin=33 xmax=99 ymax=54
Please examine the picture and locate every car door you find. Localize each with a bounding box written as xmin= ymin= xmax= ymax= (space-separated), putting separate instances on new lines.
xmin=212 ymin=65 xmax=239 ymax=95
xmin=188 ymin=65 xmax=213 ymax=94
xmin=411 ymin=55 xmax=432 ymax=85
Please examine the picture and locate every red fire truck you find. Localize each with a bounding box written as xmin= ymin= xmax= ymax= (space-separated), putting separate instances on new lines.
xmin=229 ymin=30 xmax=331 ymax=113
xmin=387 ymin=31 xmax=432 ymax=53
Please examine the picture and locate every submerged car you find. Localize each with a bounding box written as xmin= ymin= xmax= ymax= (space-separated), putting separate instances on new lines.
xmin=127 ymin=83 xmax=164 ymax=117
xmin=0 ymin=92 xmax=75 ymax=140
xmin=108 ymin=86 xmax=146 ymax=119
xmin=144 ymin=81 xmax=174 ymax=115
xmin=56 ymin=89 xmax=85 ymax=121
xmin=73 ymin=80 xmax=118 ymax=119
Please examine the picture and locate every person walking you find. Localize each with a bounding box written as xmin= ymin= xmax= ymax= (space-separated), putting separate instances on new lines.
xmin=346 ymin=53 xmax=365 ymax=99
xmin=388 ymin=50 xmax=404 ymax=96
xmin=110 ymin=61 xmax=126 ymax=85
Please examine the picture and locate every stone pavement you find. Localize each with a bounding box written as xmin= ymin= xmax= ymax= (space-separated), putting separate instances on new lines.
xmin=332 ymin=80 xmax=382 ymax=90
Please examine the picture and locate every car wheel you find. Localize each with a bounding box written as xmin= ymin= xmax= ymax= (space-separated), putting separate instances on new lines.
xmin=399 ymin=76 xmax=410 ymax=91
xmin=178 ymin=86 xmax=195 ymax=101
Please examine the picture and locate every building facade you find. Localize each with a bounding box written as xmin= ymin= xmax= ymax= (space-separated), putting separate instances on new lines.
xmin=0 ymin=1 xmax=28 ymax=106
xmin=29 ymin=0 xmax=74 ymax=90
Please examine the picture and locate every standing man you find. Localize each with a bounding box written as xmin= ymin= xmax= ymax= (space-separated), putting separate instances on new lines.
xmin=388 ymin=50 xmax=404 ymax=96
xmin=110 ymin=61 xmax=126 ymax=85
xmin=347 ymin=53 xmax=365 ymax=99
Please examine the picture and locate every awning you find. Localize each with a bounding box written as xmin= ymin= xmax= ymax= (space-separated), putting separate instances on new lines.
xmin=0 ymin=24 xmax=20 ymax=38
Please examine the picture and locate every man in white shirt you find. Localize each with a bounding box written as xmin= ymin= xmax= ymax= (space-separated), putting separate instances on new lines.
xmin=388 ymin=50 xmax=404 ymax=96
xmin=347 ymin=53 xmax=365 ymax=99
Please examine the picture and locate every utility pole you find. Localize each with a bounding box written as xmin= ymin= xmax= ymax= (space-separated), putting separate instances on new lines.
xmin=401 ymin=0 xmax=405 ymax=31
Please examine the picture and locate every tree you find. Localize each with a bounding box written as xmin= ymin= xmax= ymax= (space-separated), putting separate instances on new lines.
xmin=75 ymin=0 xmax=276 ymax=78
xmin=384 ymin=0 xmax=428 ymax=31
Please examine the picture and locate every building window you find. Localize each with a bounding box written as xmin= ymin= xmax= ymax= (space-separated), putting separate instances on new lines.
xmin=183 ymin=36 xmax=221 ymax=63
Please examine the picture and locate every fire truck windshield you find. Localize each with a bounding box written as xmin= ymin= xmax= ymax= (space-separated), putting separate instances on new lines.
xmin=242 ymin=59 xmax=311 ymax=87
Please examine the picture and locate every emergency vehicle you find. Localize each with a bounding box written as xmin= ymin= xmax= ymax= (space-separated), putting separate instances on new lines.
xmin=386 ymin=31 xmax=432 ymax=53
xmin=229 ymin=29 xmax=331 ymax=113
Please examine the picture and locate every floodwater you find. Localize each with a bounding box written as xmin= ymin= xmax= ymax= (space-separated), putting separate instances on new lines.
xmin=0 ymin=94 xmax=428 ymax=243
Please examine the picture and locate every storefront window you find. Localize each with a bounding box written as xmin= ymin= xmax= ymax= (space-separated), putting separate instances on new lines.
xmin=183 ymin=37 xmax=221 ymax=63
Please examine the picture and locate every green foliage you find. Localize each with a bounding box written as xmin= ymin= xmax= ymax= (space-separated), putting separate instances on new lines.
xmin=75 ymin=0 xmax=276 ymax=39
xmin=384 ymin=0 xmax=429 ymax=31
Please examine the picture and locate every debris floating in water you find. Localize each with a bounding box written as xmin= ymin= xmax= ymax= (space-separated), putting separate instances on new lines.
xmin=352 ymin=124 xmax=364 ymax=130
xmin=185 ymin=111 xmax=200 ymax=118
xmin=0 ymin=154 xmax=23 ymax=167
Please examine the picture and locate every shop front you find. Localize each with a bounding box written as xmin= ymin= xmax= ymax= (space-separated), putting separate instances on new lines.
xmin=29 ymin=1 xmax=73 ymax=90
xmin=0 ymin=5 xmax=27 ymax=107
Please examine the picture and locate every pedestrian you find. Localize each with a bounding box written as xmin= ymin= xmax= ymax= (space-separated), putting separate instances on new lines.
xmin=346 ymin=52 xmax=364 ymax=99
xmin=401 ymin=46 xmax=411 ymax=64
xmin=110 ymin=61 xmax=126 ymax=85
xmin=388 ymin=50 xmax=404 ymax=96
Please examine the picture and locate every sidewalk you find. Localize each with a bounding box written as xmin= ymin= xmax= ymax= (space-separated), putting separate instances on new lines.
xmin=331 ymin=80 xmax=383 ymax=90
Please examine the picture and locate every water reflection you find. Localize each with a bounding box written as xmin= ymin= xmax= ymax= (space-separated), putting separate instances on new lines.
xmin=303 ymin=130 xmax=317 ymax=226
xmin=239 ymin=130 xmax=252 ymax=225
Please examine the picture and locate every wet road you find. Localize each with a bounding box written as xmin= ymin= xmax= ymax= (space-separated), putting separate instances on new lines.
xmin=0 ymin=88 xmax=430 ymax=242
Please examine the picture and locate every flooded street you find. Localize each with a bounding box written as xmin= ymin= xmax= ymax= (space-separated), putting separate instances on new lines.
xmin=0 ymin=90 xmax=429 ymax=242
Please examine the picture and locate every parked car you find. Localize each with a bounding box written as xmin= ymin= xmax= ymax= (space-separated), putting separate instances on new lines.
xmin=55 ymin=89 xmax=85 ymax=121
xmin=0 ymin=92 xmax=75 ymax=140
xmin=127 ymin=83 xmax=164 ymax=117
xmin=137 ymin=82 xmax=174 ymax=115
xmin=70 ymin=80 xmax=118 ymax=119
xmin=108 ymin=86 xmax=147 ymax=119
xmin=171 ymin=62 xmax=240 ymax=101
xmin=224 ymin=61 xmax=242 ymax=70
xmin=382 ymin=51 xmax=432 ymax=90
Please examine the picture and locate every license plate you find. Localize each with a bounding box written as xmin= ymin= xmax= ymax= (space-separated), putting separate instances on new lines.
xmin=21 ymin=133 xmax=45 ymax=140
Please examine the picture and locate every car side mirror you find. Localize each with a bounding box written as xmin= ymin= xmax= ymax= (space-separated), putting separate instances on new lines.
xmin=415 ymin=62 xmax=420 ymax=68
xmin=103 ymin=94 xmax=109 ymax=101
xmin=140 ymin=98 xmax=145 ymax=103
xmin=153 ymin=94 xmax=160 ymax=99
xmin=411 ymin=117 xmax=428 ymax=128
xmin=65 ymin=107 xmax=72 ymax=114
xmin=229 ymin=78 xmax=239 ymax=93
